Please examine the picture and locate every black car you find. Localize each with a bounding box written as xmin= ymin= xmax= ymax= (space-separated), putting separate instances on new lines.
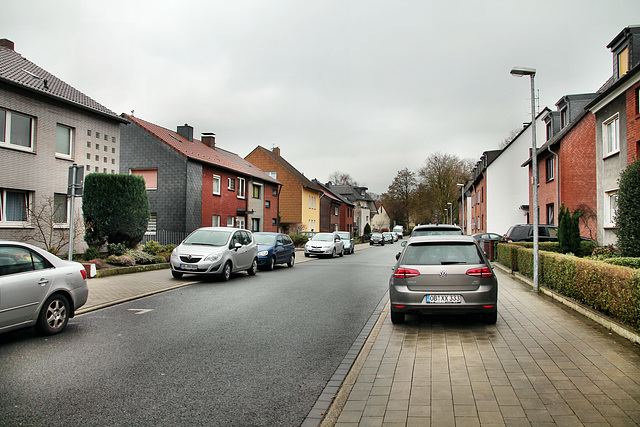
xmin=369 ymin=232 xmax=384 ymax=245
xmin=502 ymin=224 xmax=558 ymax=242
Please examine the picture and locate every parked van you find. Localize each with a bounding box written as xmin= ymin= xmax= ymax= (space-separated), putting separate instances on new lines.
xmin=392 ymin=225 xmax=404 ymax=239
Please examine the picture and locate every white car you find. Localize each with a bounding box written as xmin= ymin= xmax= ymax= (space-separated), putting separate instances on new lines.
xmin=170 ymin=227 xmax=258 ymax=281
xmin=0 ymin=241 xmax=89 ymax=335
xmin=304 ymin=232 xmax=344 ymax=258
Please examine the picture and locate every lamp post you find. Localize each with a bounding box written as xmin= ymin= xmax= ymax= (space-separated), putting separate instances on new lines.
xmin=511 ymin=66 xmax=539 ymax=292
xmin=447 ymin=202 xmax=453 ymax=225
xmin=457 ymin=183 xmax=465 ymax=234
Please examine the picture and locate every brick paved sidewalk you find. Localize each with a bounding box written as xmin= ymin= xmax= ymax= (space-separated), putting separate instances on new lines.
xmin=323 ymin=268 xmax=640 ymax=426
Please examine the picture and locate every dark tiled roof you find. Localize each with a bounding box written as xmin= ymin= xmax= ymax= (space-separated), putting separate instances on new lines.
xmin=123 ymin=114 xmax=279 ymax=183
xmin=0 ymin=42 xmax=125 ymax=122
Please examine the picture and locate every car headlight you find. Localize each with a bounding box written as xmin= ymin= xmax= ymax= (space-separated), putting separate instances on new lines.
xmin=258 ymin=250 xmax=269 ymax=256
xmin=204 ymin=252 xmax=222 ymax=262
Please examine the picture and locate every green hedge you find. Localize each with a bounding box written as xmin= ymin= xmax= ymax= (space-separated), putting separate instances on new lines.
xmin=497 ymin=243 xmax=640 ymax=331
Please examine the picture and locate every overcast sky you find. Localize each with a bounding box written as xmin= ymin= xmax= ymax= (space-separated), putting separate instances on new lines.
xmin=3 ymin=1 xmax=639 ymax=193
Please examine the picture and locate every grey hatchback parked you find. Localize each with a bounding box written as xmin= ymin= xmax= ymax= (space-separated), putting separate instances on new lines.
xmin=170 ymin=227 xmax=258 ymax=281
xmin=389 ymin=235 xmax=498 ymax=325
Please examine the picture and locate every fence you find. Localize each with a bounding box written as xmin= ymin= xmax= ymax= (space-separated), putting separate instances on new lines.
xmin=140 ymin=230 xmax=187 ymax=246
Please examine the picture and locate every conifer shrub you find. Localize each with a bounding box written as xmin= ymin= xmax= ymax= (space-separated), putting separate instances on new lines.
xmin=615 ymin=160 xmax=640 ymax=257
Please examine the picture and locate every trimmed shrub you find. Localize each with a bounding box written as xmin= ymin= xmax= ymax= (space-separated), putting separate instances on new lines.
xmin=592 ymin=245 xmax=621 ymax=259
xmin=107 ymin=243 xmax=128 ymax=256
xmin=290 ymin=234 xmax=309 ymax=247
xmin=142 ymin=240 xmax=163 ymax=255
xmin=84 ymin=246 xmax=100 ymax=261
xmin=161 ymin=244 xmax=177 ymax=253
xmin=154 ymin=255 xmax=168 ymax=264
xmin=603 ymin=257 xmax=640 ymax=269
xmin=106 ymin=255 xmax=136 ymax=266
xmin=83 ymin=173 xmax=150 ymax=248
xmin=125 ymin=249 xmax=156 ymax=265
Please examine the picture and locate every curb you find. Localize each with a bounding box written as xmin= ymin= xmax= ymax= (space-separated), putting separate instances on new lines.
xmin=493 ymin=262 xmax=640 ymax=345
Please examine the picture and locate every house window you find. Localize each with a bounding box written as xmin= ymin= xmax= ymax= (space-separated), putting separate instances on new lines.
xmin=603 ymin=114 xmax=620 ymax=157
xmin=0 ymin=189 xmax=30 ymax=223
xmin=87 ymin=130 xmax=92 ymax=136
xmin=236 ymin=217 xmax=245 ymax=229
xmin=212 ymin=175 xmax=221 ymax=195
xmin=273 ymin=188 xmax=278 ymax=197
xmin=131 ymin=169 xmax=158 ymax=190
xmin=227 ymin=216 xmax=235 ymax=227
xmin=546 ymin=203 xmax=554 ymax=225
xmin=0 ymin=109 xmax=34 ymax=151
xmin=96 ymin=132 xmax=100 ymax=139
xmin=266 ymin=172 xmax=277 ymax=179
xmin=272 ymin=218 xmax=277 ymax=226
xmin=604 ymin=190 xmax=618 ymax=227
xmin=238 ymin=178 xmax=246 ymax=199
xmin=560 ymin=108 xmax=568 ymax=128
xmin=145 ymin=213 xmax=157 ymax=235
xmin=546 ymin=156 xmax=555 ymax=181
xmin=335 ymin=206 xmax=339 ymax=216
xmin=546 ymin=121 xmax=552 ymax=141
xmin=251 ymin=218 xmax=260 ymax=232
xmin=618 ymin=46 xmax=629 ymax=78
xmin=212 ymin=215 xmax=221 ymax=227
xmin=53 ymin=193 xmax=68 ymax=224
xmin=252 ymin=184 xmax=262 ymax=199
xmin=228 ymin=178 xmax=235 ymax=191
xmin=265 ymin=200 xmax=271 ymax=209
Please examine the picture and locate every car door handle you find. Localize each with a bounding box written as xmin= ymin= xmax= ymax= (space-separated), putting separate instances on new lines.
xmin=38 ymin=278 xmax=50 ymax=286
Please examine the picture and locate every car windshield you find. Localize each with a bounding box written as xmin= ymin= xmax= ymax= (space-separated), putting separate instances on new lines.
xmin=402 ymin=242 xmax=483 ymax=265
xmin=312 ymin=233 xmax=334 ymax=242
xmin=336 ymin=232 xmax=350 ymax=239
xmin=372 ymin=233 xmax=382 ymax=237
xmin=413 ymin=229 xmax=462 ymax=237
xmin=183 ymin=229 xmax=231 ymax=246
xmin=254 ymin=234 xmax=276 ymax=245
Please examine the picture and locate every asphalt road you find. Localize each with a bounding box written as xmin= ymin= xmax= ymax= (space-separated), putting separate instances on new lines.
xmin=0 ymin=243 xmax=400 ymax=426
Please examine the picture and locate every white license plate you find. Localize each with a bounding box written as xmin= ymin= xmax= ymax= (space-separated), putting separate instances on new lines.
xmin=180 ymin=264 xmax=198 ymax=270
xmin=426 ymin=295 xmax=462 ymax=304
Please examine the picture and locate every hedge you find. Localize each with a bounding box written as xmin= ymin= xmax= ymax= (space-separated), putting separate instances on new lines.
xmin=496 ymin=243 xmax=640 ymax=331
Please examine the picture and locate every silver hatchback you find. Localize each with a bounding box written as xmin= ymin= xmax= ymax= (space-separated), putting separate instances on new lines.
xmin=0 ymin=241 xmax=88 ymax=335
xmin=389 ymin=235 xmax=497 ymax=324
xmin=170 ymin=227 xmax=258 ymax=281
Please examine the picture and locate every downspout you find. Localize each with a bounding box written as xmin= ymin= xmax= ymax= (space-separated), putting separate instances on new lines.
xmin=547 ymin=146 xmax=559 ymax=224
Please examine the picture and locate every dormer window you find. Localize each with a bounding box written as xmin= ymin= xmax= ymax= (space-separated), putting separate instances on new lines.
xmin=560 ymin=108 xmax=568 ymax=128
xmin=546 ymin=121 xmax=552 ymax=141
xmin=618 ymin=46 xmax=629 ymax=78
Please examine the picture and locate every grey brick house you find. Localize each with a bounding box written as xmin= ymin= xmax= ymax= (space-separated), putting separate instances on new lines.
xmin=0 ymin=39 xmax=127 ymax=252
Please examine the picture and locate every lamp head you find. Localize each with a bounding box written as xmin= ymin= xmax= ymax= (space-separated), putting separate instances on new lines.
xmin=510 ymin=66 xmax=536 ymax=77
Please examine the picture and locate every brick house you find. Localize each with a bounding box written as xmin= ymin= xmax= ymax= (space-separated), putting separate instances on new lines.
xmin=0 ymin=39 xmax=127 ymax=252
xmin=587 ymin=26 xmax=640 ymax=246
xmin=525 ymin=94 xmax=599 ymax=240
xmin=313 ymin=179 xmax=355 ymax=233
xmin=324 ymin=183 xmax=377 ymax=237
xmin=119 ymin=115 xmax=280 ymax=241
xmin=245 ymin=146 xmax=322 ymax=233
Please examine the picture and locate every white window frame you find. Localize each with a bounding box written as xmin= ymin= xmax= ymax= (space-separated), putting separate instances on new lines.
xmin=55 ymin=124 xmax=74 ymax=159
xmin=0 ymin=109 xmax=35 ymax=152
xmin=266 ymin=171 xmax=277 ymax=179
xmin=0 ymin=189 xmax=31 ymax=225
xmin=212 ymin=175 xmax=221 ymax=195
xmin=228 ymin=178 xmax=235 ymax=191
xmin=227 ymin=216 xmax=235 ymax=227
xmin=546 ymin=156 xmax=555 ymax=181
xmin=334 ymin=206 xmax=339 ymax=216
xmin=604 ymin=189 xmax=618 ymax=228
xmin=252 ymin=183 xmax=262 ymax=199
xmin=236 ymin=216 xmax=245 ymax=229
xmin=53 ymin=193 xmax=69 ymax=226
xmin=145 ymin=213 xmax=157 ymax=235
xmin=237 ymin=178 xmax=246 ymax=199
xmin=603 ymin=114 xmax=620 ymax=157
xmin=212 ymin=215 xmax=221 ymax=227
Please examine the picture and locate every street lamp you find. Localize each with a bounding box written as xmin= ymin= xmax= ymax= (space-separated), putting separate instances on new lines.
xmin=511 ymin=66 xmax=539 ymax=292
xmin=444 ymin=208 xmax=448 ymax=224
xmin=457 ymin=183 xmax=465 ymax=234
xmin=447 ymin=202 xmax=453 ymax=225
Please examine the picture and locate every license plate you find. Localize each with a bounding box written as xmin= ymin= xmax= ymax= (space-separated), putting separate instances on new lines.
xmin=180 ymin=264 xmax=198 ymax=270
xmin=426 ymin=295 xmax=462 ymax=304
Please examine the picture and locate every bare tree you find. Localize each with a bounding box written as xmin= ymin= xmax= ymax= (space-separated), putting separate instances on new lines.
xmin=416 ymin=153 xmax=473 ymax=224
xmin=327 ymin=171 xmax=359 ymax=186
xmin=499 ymin=127 xmax=523 ymax=149
xmin=381 ymin=168 xmax=417 ymax=228
xmin=22 ymin=196 xmax=85 ymax=254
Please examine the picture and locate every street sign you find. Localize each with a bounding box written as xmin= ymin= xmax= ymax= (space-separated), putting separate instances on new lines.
xmin=67 ymin=165 xmax=84 ymax=197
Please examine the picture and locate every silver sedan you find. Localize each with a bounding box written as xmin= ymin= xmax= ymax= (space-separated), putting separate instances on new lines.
xmin=0 ymin=241 xmax=89 ymax=335
xmin=304 ymin=232 xmax=344 ymax=258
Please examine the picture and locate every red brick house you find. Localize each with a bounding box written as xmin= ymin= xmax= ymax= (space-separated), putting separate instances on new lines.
xmin=119 ymin=116 xmax=281 ymax=241
xmin=314 ymin=180 xmax=355 ymax=233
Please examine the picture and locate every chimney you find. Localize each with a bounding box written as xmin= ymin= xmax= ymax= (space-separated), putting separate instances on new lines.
xmin=177 ymin=124 xmax=193 ymax=142
xmin=0 ymin=39 xmax=15 ymax=51
xmin=201 ymin=132 xmax=216 ymax=149
xmin=273 ymin=146 xmax=280 ymax=156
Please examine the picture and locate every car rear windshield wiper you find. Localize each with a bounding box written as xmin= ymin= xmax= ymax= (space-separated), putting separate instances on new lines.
xmin=441 ymin=261 xmax=465 ymax=265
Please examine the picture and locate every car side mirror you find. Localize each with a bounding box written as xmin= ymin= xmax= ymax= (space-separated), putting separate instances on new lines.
xmin=395 ymin=252 xmax=401 ymax=260
xmin=234 ymin=242 xmax=242 ymax=250
xmin=277 ymin=242 xmax=283 ymax=247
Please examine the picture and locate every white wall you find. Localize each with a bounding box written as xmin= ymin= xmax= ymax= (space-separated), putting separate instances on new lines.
xmin=486 ymin=116 xmax=546 ymax=235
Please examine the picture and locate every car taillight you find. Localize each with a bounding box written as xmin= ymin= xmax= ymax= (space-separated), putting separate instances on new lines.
xmin=394 ymin=268 xmax=420 ymax=278
xmin=466 ymin=267 xmax=493 ymax=278
xmin=80 ymin=269 xmax=88 ymax=280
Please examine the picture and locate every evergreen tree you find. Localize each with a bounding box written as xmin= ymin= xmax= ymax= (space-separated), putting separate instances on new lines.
xmin=615 ymin=160 xmax=640 ymax=256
